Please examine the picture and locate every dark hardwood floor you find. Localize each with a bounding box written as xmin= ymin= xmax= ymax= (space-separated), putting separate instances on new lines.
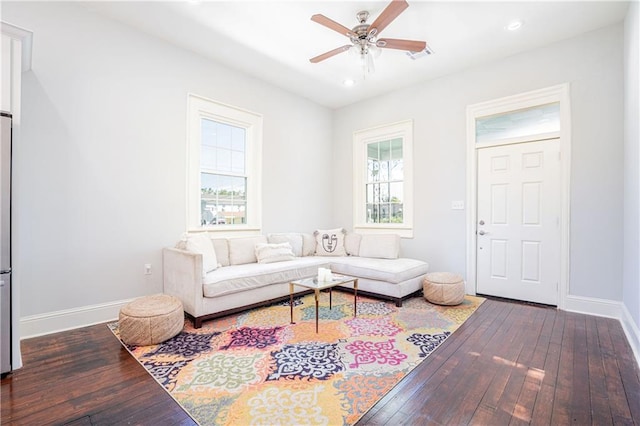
xmin=2 ymin=298 xmax=639 ymax=425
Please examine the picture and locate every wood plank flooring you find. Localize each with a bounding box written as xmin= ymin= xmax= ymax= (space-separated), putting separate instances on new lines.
xmin=2 ymin=298 xmax=639 ymax=425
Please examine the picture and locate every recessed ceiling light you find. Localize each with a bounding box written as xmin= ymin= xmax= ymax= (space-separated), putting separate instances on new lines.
xmin=343 ymin=79 xmax=356 ymax=87
xmin=506 ymin=20 xmax=523 ymax=31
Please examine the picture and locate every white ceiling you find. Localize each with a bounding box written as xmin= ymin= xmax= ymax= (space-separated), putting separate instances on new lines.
xmin=83 ymin=1 xmax=629 ymax=109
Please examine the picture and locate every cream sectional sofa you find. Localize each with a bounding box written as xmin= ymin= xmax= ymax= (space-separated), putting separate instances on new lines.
xmin=163 ymin=231 xmax=429 ymax=328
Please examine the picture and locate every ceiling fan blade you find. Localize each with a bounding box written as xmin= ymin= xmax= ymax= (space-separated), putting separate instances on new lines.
xmin=368 ymin=0 xmax=409 ymax=36
xmin=309 ymin=45 xmax=352 ymax=63
xmin=311 ymin=14 xmax=356 ymax=38
xmin=376 ymin=38 xmax=426 ymax=52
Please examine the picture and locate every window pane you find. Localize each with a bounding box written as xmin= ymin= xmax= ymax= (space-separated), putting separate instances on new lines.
xmin=379 ymin=159 xmax=389 ymax=181
xmin=231 ymin=127 xmax=245 ymax=151
xmin=379 ymin=140 xmax=391 ymax=161
xmin=366 ymin=203 xmax=377 ymax=223
xmin=216 ymin=149 xmax=232 ymax=172
xmin=391 ymin=138 xmax=403 ymax=159
xmin=368 ymin=159 xmax=379 ymax=182
xmin=380 ymin=183 xmax=389 ymax=202
xmin=231 ymin=151 xmax=245 ymax=174
xmin=216 ymin=122 xmax=232 ymax=149
xmin=366 ymin=184 xmax=374 ymax=203
xmin=379 ymin=204 xmax=390 ymax=222
xmin=390 ymin=182 xmax=403 ymax=203
xmin=476 ymin=102 xmax=560 ymax=143
xmin=391 ymin=203 xmax=403 ymax=222
xmin=201 ymin=173 xmax=247 ymax=226
xmin=201 ymin=119 xmax=217 ymax=147
xmin=390 ymin=159 xmax=403 ymax=181
xmin=201 ymin=145 xmax=216 ymax=171
xmin=367 ymin=143 xmax=379 ymax=159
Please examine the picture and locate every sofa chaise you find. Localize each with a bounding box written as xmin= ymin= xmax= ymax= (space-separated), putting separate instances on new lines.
xmin=163 ymin=229 xmax=429 ymax=328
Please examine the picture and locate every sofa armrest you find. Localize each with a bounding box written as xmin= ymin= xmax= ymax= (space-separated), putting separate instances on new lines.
xmin=163 ymin=247 xmax=204 ymax=317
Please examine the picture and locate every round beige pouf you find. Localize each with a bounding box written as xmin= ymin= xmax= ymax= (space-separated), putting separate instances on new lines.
xmin=423 ymin=272 xmax=465 ymax=306
xmin=119 ymin=294 xmax=184 ymax=346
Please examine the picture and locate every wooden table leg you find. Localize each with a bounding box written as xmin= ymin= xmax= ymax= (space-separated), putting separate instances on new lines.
xmin=354 ymin=279 xmax=358 ymax=317
xmin=289 ymin=282 xmax=294 ymax=324
xmin=315 ymin=289 xmax=319 ymax=333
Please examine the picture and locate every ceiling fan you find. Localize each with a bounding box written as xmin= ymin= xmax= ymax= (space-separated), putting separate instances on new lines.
xmin=309 ymin=0 xmax=427 ymax=73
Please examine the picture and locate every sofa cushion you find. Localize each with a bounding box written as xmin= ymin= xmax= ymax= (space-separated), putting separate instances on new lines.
xmin=344 ymin=233 xmax=362 ymax=256
xmin=255 ymin=242 xmax=296 ymax=264
xmin=203 ymin=257 xmax=330 ymax=297
xmin=314 ymin=228 xmax=347 ymax=256
xmin=358 ymin=234 xmax=400 ymax=259
xmin=329 ymin=257 xmax=429 ymax=284
xmin=301 ymin=233 xmax=316 ymax=256
xmin=228 ymin=236 xmax=268 ymax=265
xmin=184 ymin=233 xmax=218 ymax=276
xmin=212 ymin=238 xmax=230 ymax=266
xmin=267 ymin=233 xmax=303 ymax=257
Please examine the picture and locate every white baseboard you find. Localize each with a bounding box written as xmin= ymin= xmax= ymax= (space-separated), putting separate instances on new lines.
xmin=620 ymin=303 xmax=640 ymax=369
xmin=563 ymin=294 xmax=624 ymax=318
xmin=20 ymin=298 xmax=134 ymax=339
xmin=564 ymin=294 xmax=640 ymax=367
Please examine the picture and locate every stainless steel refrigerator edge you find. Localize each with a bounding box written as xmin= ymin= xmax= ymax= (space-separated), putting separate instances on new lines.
xmin=1 ymin=112 xmax=12 ymax=375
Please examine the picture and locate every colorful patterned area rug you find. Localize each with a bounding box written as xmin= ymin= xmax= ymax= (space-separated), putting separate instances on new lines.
xmin=109 ymin=292 xmax=484 ymax=425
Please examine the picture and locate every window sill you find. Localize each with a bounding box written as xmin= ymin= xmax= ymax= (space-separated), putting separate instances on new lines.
xmin=354 ymin=225 xmax=413 ymax=239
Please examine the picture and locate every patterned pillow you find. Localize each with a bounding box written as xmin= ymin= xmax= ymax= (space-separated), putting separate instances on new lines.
xmin=314 ymin=228 xmax=347 ymax=256
xmin=255 ymin=243 xmax=296 ymax=264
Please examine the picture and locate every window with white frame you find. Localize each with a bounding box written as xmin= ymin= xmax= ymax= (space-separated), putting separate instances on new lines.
xmin=353 ymin=120 xmax=413 ymax=237
xmin=187 ymin=94 xmax=262 ymax=232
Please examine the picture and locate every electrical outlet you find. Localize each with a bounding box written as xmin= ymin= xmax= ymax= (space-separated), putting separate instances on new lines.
xmin=144 ymin=264 xmax=152 ymax=275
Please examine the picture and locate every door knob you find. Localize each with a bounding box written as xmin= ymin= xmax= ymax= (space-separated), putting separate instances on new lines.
xmin=479 ymin=220 xmax=485 ymax=225
xmin=478 ymin=230 xmax=488 ymax=236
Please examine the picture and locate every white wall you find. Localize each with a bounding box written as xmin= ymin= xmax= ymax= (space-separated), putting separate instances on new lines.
xmin=2 ymin=2 xmax=333 ymax=321
xmin=623 ymin=2 xmax=640 ymax=344
xmin=333 ymin=24 xmax=624 ymax=302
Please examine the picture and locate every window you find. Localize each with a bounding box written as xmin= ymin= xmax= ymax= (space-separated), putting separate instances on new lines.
xmin=187 ymin=94 xmax=262 ymax=232
xmin=475 ymin=102 xmax=560 ymax=144
xmin=353 ymin=120 xmax=413 ymax=237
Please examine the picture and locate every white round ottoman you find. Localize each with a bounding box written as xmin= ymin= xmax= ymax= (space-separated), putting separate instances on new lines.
xmin=423 ymin=272 xmax=465 ymax=306
xmin=119 ymin=294 xmax=184 ymax=346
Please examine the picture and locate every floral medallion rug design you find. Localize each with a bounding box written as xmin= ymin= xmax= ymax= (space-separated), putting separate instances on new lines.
xmin=109 ymin=292 xmax=484 ymax=425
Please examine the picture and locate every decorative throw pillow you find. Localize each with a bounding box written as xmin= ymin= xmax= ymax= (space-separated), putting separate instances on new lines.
xmin=314 ymin=228 xmax=347 ymax=256
xmin=183 ymin=233 xmax=218 ymax=276
xmin=255 ymin=242 xmax=296 ymax=264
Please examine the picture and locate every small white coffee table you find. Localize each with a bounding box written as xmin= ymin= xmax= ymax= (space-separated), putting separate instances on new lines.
xmin=289 ymin=275 xmax=358 ymax=333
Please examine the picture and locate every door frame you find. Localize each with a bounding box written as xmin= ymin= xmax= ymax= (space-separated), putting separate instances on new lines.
xmin=465 ymin=84 xmax=572 ymax=309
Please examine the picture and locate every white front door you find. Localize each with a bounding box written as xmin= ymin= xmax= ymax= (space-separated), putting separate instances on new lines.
xmin=476 ymin=139 xmax=561 ymax=305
